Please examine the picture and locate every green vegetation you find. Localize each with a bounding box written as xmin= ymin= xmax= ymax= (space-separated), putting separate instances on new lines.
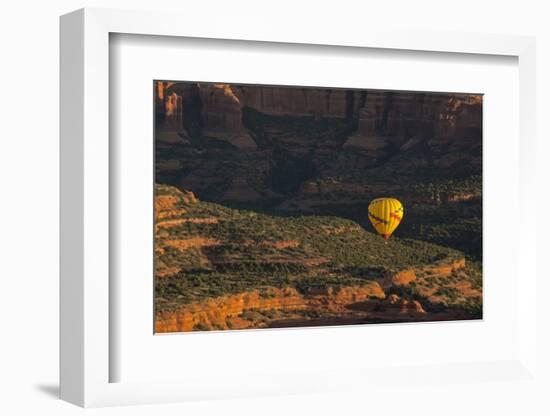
xmin=155 ymin=184 xmax=465 ymax=314
xmin=464 ymin=260 xmax=483 ymax=290
xmin=434 ymin=286 xmax=462 ymax=301
xmin=409 ymin=175 xmax=482 ymax=196
xmin=268 ymin=174 xmax=482 ymax=260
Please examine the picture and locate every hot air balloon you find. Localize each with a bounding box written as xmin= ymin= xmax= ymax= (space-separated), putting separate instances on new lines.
xmin=368 ymin=198 xmax=404 ymax=241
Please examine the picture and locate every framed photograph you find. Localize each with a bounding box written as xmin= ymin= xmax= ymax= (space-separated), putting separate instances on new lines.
xmin=60 ymin=8 xmax=539 ymax=408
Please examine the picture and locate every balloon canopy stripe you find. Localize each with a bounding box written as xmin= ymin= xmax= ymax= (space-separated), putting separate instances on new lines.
xmin=390 ymin=213 xmax=402 ymax=221
xmin=368 ymin=211 xmax=389 ymax=225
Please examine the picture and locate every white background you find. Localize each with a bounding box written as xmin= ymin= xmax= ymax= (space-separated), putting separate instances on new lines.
xmin=1 ymin=1 xmax=549 ymax=415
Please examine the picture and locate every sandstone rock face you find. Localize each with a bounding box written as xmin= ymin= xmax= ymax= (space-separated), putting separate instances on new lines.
xmin=377 ymin=257 xmax=465 ymax=290
xmin=423 ymin=257 xmax=466 ymax=277
xmin=156 ymin=82 xmax=255 ymax=147
xmin=156 ymin=287 xmax=303 ymax=332
xmin=155 ymin=82 xmax=482 ymax=176
xmin=155 ymin=194 xmax=178 ymax=212
xmin=198 ymin=84 xmax=257 ymax=150
xmin=155 ymin=283 xmax=385 ymax=332
xmin=237 ymin=86 xmax=352 ymax=119
xmin=200 ymin=84 xmax=244 ymax=131
xmin=154 ymin=190 xmax=196 ymax=221
xmin=164 ymin=237 xmax=220 ymax=252
xmin=378 ymin=294 xmax=426 ymax=317
xmin=156 ymin=98 xmax=187 ymax=144
xmin=155 ymin=82 xmax=198 ymax=142
xmin=342 ymin=92 xmax=482 ymax=162
xmin=156 ymin=83 xmax=364 ymax=145
xmin=156 ymin=82 xmax=481 ymax=145
xmin=380 ymin=268 xmax=417 ymax=289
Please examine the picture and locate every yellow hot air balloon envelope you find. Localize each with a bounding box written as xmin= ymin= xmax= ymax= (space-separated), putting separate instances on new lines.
xmin=368 ymin=198 xmax=404 ymax=241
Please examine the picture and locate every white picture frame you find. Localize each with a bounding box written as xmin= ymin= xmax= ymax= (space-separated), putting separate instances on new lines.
xmin=60 ymin=7 xmax=539 ymax=408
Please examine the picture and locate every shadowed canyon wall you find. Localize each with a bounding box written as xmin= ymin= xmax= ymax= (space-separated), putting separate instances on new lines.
xmin=156 ymin=82 xmax=481 ymax=150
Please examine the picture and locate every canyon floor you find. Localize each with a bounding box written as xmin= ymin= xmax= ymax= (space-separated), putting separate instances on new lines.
xmin=154 ymin=184 xmax=482 ymax=332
